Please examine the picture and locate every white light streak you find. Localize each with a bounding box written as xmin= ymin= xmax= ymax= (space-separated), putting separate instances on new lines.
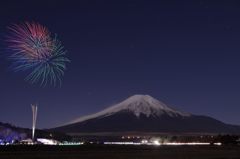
xmin=31 ymin=104 xmax=38 ymax=141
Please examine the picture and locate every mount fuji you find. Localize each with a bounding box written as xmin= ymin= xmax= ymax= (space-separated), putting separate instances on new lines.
xmin=53 ymin=95 xmax=240 ymax=134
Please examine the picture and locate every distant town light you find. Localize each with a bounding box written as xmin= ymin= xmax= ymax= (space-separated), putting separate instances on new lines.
xmin=153 ymin=140 xmax=160 ymax=145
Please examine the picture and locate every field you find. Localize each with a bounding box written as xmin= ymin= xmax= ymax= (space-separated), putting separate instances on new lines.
xmin=0 ymin=145 xmax=240 ymax=159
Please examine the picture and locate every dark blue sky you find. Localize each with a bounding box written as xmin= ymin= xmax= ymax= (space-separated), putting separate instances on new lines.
xmin=0 ymin=0 xmax=240 ymax=128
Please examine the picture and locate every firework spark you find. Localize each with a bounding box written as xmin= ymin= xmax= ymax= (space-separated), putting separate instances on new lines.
xmin=6 ymin=22 xmax=70 ymax=86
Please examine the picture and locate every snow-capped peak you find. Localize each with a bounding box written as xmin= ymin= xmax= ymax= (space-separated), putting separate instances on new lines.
xmin=67 ymin=95 xmax=191 ymax=125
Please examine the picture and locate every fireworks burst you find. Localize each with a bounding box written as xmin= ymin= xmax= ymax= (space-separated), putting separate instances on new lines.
xmin=6 ymin=22 xmax=70 ymax=86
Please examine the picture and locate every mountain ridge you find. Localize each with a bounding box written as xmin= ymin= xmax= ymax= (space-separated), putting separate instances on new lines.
xmin=67 ymin=94 xmax=190 ymax=125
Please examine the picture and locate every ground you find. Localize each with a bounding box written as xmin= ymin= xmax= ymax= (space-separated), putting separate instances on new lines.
xmin=0 ymin=145 xmax=240 ymax=159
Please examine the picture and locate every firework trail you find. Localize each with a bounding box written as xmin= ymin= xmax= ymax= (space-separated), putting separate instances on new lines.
xmin=6 ymin=22 xmax=70 ymax=86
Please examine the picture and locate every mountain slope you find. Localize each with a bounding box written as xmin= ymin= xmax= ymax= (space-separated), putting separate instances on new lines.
xmin=53 ymin=95 xmax=240 ymax=134
xmin=0 ymin=122 xmax=71 ymax=142
xmin=0 ymin=122 xmax=28 ymax=142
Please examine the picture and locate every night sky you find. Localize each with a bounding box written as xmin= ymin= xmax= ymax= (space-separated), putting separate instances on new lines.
xmin=0 ymin=0 xmax=240 ymax=128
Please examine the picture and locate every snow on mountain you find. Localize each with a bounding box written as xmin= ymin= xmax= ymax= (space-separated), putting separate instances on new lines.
xmin=67 ymin=95 xmax=191 ymax=125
